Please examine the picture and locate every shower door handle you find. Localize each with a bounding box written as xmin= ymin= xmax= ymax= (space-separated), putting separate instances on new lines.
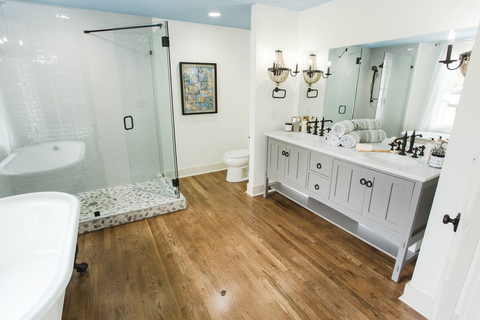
xmin=123 ymin=116 xmax=134 ymax=130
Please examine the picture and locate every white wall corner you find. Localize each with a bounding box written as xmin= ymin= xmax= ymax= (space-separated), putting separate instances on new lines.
xmin=399 ymin=281 xmax=434 ymax=318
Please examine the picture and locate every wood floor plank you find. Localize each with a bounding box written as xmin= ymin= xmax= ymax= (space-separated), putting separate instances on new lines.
xmin=63 ymin=170 xmax=424 ymax=320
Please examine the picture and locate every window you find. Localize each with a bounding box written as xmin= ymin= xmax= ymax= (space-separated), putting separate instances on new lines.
xmin=420 ymin=39 xmax=474 ymax=134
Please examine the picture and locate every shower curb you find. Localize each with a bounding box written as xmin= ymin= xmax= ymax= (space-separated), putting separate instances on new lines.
xmin=78 ymin=195 xmax=187 ymax=234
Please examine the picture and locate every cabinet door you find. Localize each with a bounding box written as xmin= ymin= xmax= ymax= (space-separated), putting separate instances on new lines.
xmin=362 ymin=171 xmax=414 ymax=233
xmin=329 ymin=160 xmax=367 ymax=214
xmin=285 ymin=144 xmax=309 ymax=188
xmin=267 ymin=139 xmax=286 ymax=177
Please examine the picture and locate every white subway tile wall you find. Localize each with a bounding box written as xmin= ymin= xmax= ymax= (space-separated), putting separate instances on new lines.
xmin=0 ymin=1 xmax=171 ymax=196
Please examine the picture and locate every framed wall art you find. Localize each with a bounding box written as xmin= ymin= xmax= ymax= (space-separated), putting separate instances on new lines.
xmin=179 ymin=62 xmax=218 ymax=115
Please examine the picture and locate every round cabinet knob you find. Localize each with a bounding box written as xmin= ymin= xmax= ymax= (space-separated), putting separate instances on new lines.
xmin=316 ymin=163 xmax=322 ymax=169
xmin=360 ymin=178 xmax=366 ymax=185
xmin=281 ymin=151 xmax=286 ymax=156
xmin=366 ymin=181 xmax=373 ymax=188
xmin=285 ymin=152 xmax=289 ymax=157
xmin=314 ymin=184 xmax=320 ymax=190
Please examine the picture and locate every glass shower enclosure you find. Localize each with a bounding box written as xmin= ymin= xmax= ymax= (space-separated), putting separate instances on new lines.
xmin=111 ymin=23 xmax=179 ymax=198
xmin=0 ymin=1 xmax=180 ymax=227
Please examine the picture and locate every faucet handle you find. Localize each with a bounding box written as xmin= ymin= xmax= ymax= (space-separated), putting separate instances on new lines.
xmin=418 ymin=145 xmax=426 ymax=156
xmin=388 ymin=142 xmax=396 ymax=151
xmin=412 ymin=147 xmax=419 ymax=158
xmin=395 ymin=141 xmax=402 ymax=151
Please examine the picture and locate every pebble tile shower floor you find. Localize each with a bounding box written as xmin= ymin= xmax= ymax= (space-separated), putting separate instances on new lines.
xmin=76 ymin=178 xmax=186 ymax=234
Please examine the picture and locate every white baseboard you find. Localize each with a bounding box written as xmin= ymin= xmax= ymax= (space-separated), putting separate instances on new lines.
xmin=178 ymin=162 xmax=227 ymax=178
xmin=399 ymin=281 xmax=433 ymax=318
xmin=246 ymin=181 xmax=277 ymax=197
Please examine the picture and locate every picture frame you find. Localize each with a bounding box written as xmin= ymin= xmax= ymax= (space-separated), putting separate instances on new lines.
xmin=179 ymin=62 xmax=218 ymax=115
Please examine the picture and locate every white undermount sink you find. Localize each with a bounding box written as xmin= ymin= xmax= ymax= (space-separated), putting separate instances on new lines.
xmin=286 ymin=133 xmax=319 ymax=140
xmin=363 ymin=153 xmax=419 ymax=167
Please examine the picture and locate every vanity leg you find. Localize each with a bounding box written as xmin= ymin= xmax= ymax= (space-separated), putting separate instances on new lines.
xmin=391 ymin=241 xmax=408 ymax=282
xmin=264 ymin=137 xmax=270 ymax=198
xmin=264 ymin=176 xmax=269 ymax=198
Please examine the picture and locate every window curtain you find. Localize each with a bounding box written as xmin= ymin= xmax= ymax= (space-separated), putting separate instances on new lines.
xmin=418 ymin=40 xmax=473 ymax=133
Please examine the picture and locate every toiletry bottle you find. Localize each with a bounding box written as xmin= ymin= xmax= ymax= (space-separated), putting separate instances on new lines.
xmin=301 ymin=120 xmax=307 ymax=133
xmin=425 ymin=138 xmax=435 ymax=161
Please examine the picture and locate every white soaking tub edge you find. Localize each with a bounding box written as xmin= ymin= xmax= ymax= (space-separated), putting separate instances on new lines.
xmin=0 ymin=192 xmax=80 ymax=320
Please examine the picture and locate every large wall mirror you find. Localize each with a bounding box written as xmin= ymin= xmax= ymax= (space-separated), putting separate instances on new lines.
xmin=298 ymin=28 xmax=476 ymax=138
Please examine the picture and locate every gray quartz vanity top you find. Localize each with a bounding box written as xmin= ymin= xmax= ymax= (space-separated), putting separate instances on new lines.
xmin=265 ymin=131 xmax=441 ymax=182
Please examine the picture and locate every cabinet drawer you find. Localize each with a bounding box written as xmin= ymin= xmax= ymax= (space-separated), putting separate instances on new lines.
xmin=307 ymin=172 xmax=330 ymax=199
xmin=309 ymin=151 xmax=333 ymax=177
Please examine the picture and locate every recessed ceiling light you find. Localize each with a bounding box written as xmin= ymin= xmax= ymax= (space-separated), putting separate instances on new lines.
xmin=208 ymin=12 xmax=221 ymax=17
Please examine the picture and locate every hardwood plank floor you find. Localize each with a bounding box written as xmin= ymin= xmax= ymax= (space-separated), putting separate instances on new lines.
xmin=63 ymin=171 xmax=424 ymax=320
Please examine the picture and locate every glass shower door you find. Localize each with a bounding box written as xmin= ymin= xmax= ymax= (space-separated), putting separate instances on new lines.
xmin=113 ymin=22 xmax=179 ymax=198
xmin=323 ymin=47 xmax=363 ymax=123
xmin=149 ymin=23 xmax=179 ymax=197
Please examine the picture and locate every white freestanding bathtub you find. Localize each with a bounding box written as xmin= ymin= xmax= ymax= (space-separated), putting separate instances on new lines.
xmin=0 ymin=141 xmax=85 ymax=194
xmin=0 ymin=192 xmax=81 ymax=320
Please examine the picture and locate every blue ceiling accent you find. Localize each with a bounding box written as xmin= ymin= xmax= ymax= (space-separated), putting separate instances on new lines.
xmin=22 ymin=0 xmax=332 ymax=29
xmin=359 ymin=28 xmax=478 ymax=48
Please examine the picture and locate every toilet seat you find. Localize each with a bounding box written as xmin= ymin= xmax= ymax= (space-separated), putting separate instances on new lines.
xmin=224 ymin=149 xmax=249 ymax=159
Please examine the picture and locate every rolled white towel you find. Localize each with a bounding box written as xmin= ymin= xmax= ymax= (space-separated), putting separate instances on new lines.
xmin=352 ymin=119 xmax=382 ymax=130
xmin=331 ymin=120 xmax=355 ymax=137
xmin=340 ymin=131 xmax=361 ymax=148
xmin=325 ymin=133 xmax=340 ymax=146
xmin=358 ymin=130 xmax=387 ymax=143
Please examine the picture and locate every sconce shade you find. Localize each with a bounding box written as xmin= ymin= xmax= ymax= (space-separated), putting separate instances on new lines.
xmin=268 ymin=50 xmax=290 ymax=85
xmin=460 ymin=51 xmax=471 ymax=77
xmin=303 ymin=54 xmax=323 ymax=86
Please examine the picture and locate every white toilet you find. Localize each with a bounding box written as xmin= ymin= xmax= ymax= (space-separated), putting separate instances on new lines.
xmin=223 ymin=149 xmax=249 ymax=182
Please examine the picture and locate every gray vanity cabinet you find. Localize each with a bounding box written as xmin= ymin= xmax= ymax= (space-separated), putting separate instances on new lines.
xmin=330 ymin=159 xmax=414 ymax=232
xmin=267 ymin=139 xmax=309 ymax=188
xmin=264 ymin=134 xmax=438 ymax=282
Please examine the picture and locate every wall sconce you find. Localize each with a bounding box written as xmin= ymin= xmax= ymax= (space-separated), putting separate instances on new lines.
xmin=439 ymin=30 xmax=472 ymax=77
xmin=323 ymin=61 xmax=332 ymax=79
xmin=303 ymin=54 xmax=323 ymax=98
xmin=267 ymin=50 xmax=299 ymax=98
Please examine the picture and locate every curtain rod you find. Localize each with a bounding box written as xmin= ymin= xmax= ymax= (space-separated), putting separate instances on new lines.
xmin=84 ymin=23 xmax=162 ymax=34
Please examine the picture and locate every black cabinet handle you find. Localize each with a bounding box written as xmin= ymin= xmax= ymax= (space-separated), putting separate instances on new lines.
xmin=316 ymin=163 xmax=322 ymax=169
xmin=314 ymin=184 xmax=320 ymax=190
xmin=281 ymin=151 xmax=286 ymax=156
xmin=360 ymin=178 xmax=366 ymax=185
xmin=285 ymin=152 xmax=289 ymax=157
xmin=366 ymin=181 xmax=373 ymax=188
xmin=443 ymin=213 xmax=461 ymax=232
xmin=123 ymin=116 xmax=134 ymax=130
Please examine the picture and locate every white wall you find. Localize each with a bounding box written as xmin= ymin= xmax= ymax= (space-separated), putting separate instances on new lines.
xmin=165 ymin=20 xmax=250 ymax=176
xmin=297 ymin=0 xmax=480 ymax=53
xmin=247 ymin=4 xmax=300 ymax=196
